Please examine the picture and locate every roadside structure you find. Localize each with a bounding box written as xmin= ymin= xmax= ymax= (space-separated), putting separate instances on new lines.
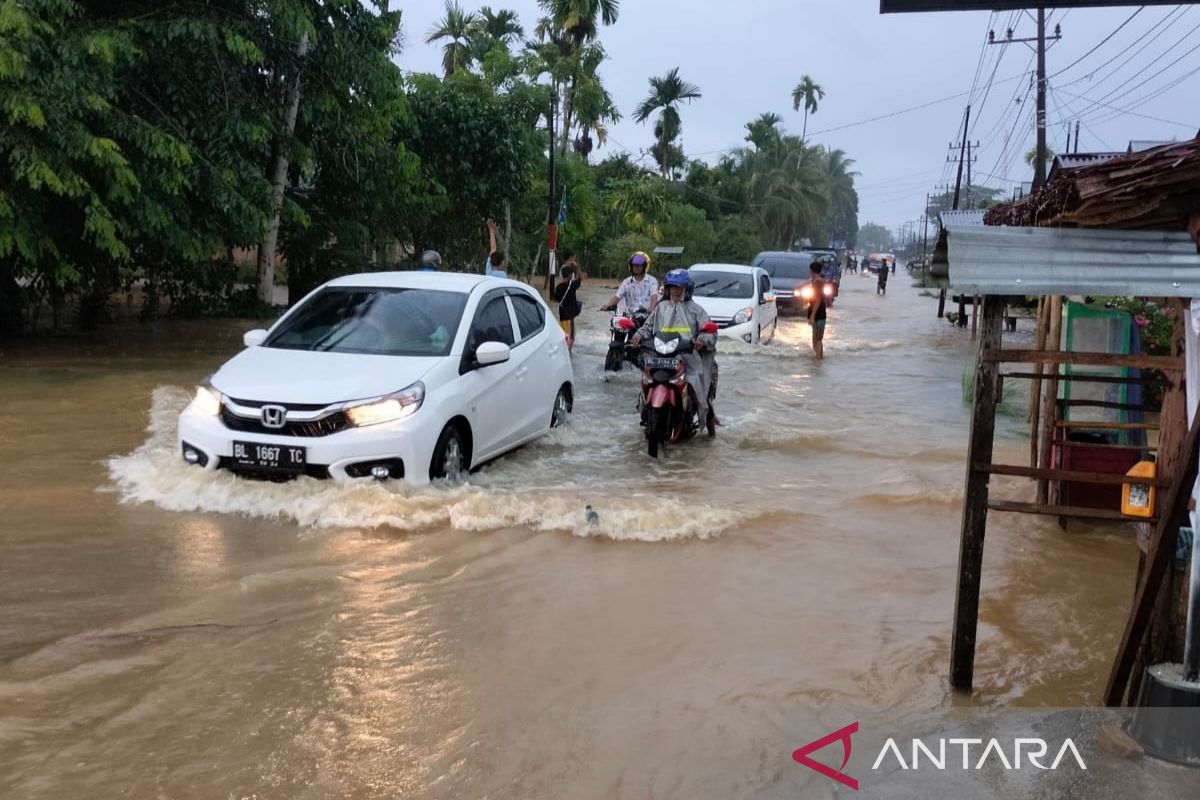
xmin=939 ymin=135 xmax=1200 ymax=704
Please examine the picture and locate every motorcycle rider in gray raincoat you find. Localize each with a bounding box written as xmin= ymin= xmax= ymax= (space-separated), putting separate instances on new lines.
xmin=630 ymin=269 xmax=718 ymax=431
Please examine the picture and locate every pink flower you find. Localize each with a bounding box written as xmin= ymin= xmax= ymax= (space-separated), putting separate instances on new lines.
xmin=1133 ymin=315 xmax=1149 ymax=328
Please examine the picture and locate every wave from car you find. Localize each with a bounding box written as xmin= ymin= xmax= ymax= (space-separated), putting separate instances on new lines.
xmin=178 ymin=272 xmax=574 ymax=485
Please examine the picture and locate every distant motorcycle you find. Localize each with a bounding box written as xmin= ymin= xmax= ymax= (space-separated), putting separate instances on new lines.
xmin=603 ymin=307 xmax=648 ymax=372
xmin=638 ymin=323 xmax=719 ymax=458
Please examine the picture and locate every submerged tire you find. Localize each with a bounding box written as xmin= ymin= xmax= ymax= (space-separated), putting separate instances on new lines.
xmin=551 ymin=387 xmax=571 ymax=428
xmin=604 ymin=347 xmax=623 ymax=372
xmin=429 ymin=423 xmax=468 ymax=481
xmin=647 ymin=407 xmax=670 ymax=458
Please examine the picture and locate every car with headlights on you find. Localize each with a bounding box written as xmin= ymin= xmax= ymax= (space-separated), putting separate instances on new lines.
xmin=178 ymin=272 xmax=574 ymax=484
xmin=687 ymin=264 xmax=777 ymax=344
xmin=751 ymin=251 xmax=813 ymax=315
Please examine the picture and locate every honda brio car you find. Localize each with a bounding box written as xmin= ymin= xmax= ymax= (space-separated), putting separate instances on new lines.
xmin=178 ymin=272 xmax=574 ymax=484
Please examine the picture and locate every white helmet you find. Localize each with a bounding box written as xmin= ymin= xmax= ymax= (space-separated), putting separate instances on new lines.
xmin=420 ymin=250 xmax=442 ymax=268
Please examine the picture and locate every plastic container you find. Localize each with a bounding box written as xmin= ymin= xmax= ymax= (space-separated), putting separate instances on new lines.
xmin=1122 ymin=457 xmax=1157 ymax=518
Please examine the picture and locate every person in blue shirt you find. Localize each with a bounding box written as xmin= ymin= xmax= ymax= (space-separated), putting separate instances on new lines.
xmin=484 ymin=218 xmax=508 ymax=278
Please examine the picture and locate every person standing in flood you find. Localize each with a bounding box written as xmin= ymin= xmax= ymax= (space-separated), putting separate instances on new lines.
xmin=553 ymin=255 xmax=582 ymax=352
xmin=877 ymin=259 xmax=888 ymax=296
xmin=807 ymin=262 xmax=827 ymax=360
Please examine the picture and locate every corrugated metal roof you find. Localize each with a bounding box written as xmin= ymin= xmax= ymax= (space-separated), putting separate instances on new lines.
xmin=944 ymin=225 xmax=1200 ymax=296
xmin=1128 ymin=140 xmax=1177 ymax=152
xmin=939 ymin=209 xmax=987 ymax=226
xmin=1053 ymin=152 xmax=1123 ymax=170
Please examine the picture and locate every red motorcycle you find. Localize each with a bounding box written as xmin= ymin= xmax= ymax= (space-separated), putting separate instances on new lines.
xmin=638 ymin=323 xmax=719 ymax=458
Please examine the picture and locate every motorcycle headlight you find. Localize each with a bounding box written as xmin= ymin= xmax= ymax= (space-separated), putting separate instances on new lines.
xmin=733 ymin=307 xmax=753 ymax=325
xmin=823 ymin=284 xmax=834 ymax=297
xmin=192 ymin=381 xmax=222 ymax=416
xmin=654 ymin=337 xmax=679 ymax=355
xmin=798 ymin=286 xmax=815 ymax=301
xmin=345 ymin=381 xmax=425 ymax=427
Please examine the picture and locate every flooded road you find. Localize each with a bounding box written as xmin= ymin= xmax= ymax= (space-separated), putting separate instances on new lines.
xmin=0 ymin=274 xmax=1142 ymax=798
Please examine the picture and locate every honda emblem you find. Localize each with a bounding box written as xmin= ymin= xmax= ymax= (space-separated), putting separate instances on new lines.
xmin=261 ymin=404 xmax=287 ymax=429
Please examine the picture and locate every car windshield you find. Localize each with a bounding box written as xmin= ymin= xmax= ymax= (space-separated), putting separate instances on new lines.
xmin=758 ymin=256 xmax=812 ymax=279
xmin=691 ymin=272 xmax=754 ymax=299
xmin=264 ymin=287 xmax=468 ymax=356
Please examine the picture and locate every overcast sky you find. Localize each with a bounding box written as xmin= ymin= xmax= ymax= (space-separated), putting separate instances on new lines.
xmin=395 ymin=1 xmax=1200 ymax=235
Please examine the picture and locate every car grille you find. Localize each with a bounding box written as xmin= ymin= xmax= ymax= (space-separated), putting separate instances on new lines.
xmin=219 ymin=405 xmax=351 ymax=438
xmin=709 ymin=316 xmax=734 ymax=329
xmin=216 ymin=457 xmax=330 ymax=481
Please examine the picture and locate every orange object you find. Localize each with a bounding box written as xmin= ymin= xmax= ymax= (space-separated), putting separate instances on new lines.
xmin=1121 ymin=458 xmax=1157 ymax=518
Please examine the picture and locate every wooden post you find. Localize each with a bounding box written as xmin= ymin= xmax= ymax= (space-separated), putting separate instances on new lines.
xmin=937 ymin=287 xmax=947 ymax=318
xmin=971 ymin=294 xmax=981 ymax=338
xmin=1029 ymin=296 xmax=1049 ymax=467
xmin=1105 ymin=410 xmax=1200 ymax=706
xmin=1037 ymin=296 xmax=1063 ymax=503
xmin=1128 ymin=298 xmax=1190 ymax=699
xmin=951 ymin=295 xmax=1006 ymax=692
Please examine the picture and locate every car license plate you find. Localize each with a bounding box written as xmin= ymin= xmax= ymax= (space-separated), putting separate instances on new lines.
xmin=645 ymin=356 xmax=679 ymax=370
xmin=232 ymin=441 xmax=306 ymax=472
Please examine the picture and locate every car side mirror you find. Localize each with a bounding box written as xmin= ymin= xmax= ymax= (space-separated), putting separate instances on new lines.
xmin=763 ymin=292 xmax=776 ymax=303
xmin=474 ymin=341 xmax=511 ymax=367
xmin=243 ymin=329 xmax=268 ymax=347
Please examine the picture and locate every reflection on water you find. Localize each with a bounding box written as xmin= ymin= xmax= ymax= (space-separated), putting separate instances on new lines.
xmin=0 ymin=278 xmax=1140 ymax=799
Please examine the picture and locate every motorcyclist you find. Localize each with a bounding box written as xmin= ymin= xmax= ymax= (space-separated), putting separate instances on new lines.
xmin=418 ymin=250 xmax=441 ymax=272
xmin=602 ymin=251 xmax=659 ymax=314
xmin=630 ymin=269 xmax=719 ymax=434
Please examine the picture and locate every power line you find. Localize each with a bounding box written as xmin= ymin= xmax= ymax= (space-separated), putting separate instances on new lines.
xmin=1048 ymin=5 xmax=1145 ymax=80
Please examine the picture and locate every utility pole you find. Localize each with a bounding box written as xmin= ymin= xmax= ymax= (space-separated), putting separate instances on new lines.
xmin=952 ymin=106 xmax=970 ymax=210
xmin=544 ymin=88 xmax=558 ymax=296
xmin=1035 ymin=7 xmax=1047 ymax=188
xmin=1073 ymin=120 xmax=1081 ymax=154
xmin=988 ymin=13 xmax=1061 ymax=191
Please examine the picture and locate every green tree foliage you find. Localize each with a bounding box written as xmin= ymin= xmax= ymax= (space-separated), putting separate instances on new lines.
xmin=791 ymin=75 xmax=823 ymax=141
xmin=633 ymin=67 xmax=700 ymax=179
xmin=407 ymin=75 xmax=532 ymax=267
xmin=858 ymin=222 xmax=893 ymax=252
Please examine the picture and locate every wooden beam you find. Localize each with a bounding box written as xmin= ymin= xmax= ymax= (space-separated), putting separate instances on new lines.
xmin=1002 ymin=372 xmax=1167 ymax=385
xmin=1054 ymin=420 xmax=1159 ymax=431
xmin=976 ymin=462 xmax=1171 ymax=487
xmin=1104 ymin=411 xmax=1200 ymax=707
xmin=987 ymin=499 xmax=1152 ymax=523
xmin=1037 ymin=297 xmax=1063 ymax=504
xmin=1029 ymin=297 xmax=1049 ymax=469
xmin=983 ymin=349 xmax=1184 ymax=371
xmin=951 ymin=295 xmax=1005 ymax=693
xmin=1061 ymin=399 xmax=1147 ymax=412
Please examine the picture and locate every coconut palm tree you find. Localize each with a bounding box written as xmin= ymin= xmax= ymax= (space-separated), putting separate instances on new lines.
xmin=744 ymin=112 xmax=783 ymax=152
xmin=426 ymin=1 xmax=478 ymax=78
xmin=538 ymin=0 xmax=620 ymax=46
xmin=634 ymin=67 xmax=701 ymax=178
xmin=470 ymin=6 xmax=524 ymax=60
xmin=568 ymin=42 xmax=621 ymax=160
xmin=791 ymin=75 xmax=824 ymax=142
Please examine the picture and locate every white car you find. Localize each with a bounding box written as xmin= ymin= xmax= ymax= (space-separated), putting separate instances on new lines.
xmin=178 ymin=272 xmax=574 ymax=485
xmin=687 ymin=264 xmax=778 ymax=344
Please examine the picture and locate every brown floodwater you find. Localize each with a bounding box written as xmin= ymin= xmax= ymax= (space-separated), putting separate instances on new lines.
xmin=0 ymin=275 xmax=1141 ymax=798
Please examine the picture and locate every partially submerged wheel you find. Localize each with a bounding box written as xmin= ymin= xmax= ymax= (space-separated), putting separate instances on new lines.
xmin=604 ymin=347 xmax=623 ymax=372
xmin=647 ymin=407 xmax=670 ymax=459
xmin=429 ymin=423 xmax=468 ymax=481
xmin=551 ymin=387 xmax=572 ymax=428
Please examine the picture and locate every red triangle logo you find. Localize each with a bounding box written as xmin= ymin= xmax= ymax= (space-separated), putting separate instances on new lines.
xmin=792 ymin=721 xmax=860 ymax=790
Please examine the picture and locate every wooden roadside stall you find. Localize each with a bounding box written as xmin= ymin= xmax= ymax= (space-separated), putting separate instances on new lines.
xmin=942 ymin=136 xmax=1200 ymax=702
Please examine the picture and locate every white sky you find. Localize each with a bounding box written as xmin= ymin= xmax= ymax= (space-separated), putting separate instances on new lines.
xmin=396 ymin=1 xmax=1200 ymax=234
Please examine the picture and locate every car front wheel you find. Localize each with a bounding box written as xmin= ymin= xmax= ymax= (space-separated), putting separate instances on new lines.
xmin=429 ymin=424 xmax=468 ymax=481
xmin=551 ymin=387 xmax=572 ymax=428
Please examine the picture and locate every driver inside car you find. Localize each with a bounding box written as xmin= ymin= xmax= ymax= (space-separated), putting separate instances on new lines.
xmin=630 ymin=269 xmax=719 ymax=434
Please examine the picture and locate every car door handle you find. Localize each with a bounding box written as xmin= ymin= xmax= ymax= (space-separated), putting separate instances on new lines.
xmin=515 ymin=366 xmax=528 ymax=378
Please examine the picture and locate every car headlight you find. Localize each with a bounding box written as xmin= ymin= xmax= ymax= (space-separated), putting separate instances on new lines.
xmin=733 ymin=307 xmax=753 ymax=325
xmin=823 ymin=284 xmax=834 ymax=297
xmin=193 ymin=382 xmax=222 ymax=416
xmin=653 ymin=336 xmax=679 ymax=355
xmin=798 ymin=286 xmax=815 ymax=301
xmin=345 ymin=381 xmax=425 ymax=427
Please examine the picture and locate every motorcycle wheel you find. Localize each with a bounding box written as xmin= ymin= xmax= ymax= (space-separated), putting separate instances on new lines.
xmin=647 ymin=407 xmax=670 ymax=458
xmin=604 ymin=346 xmax=623 ymax=372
